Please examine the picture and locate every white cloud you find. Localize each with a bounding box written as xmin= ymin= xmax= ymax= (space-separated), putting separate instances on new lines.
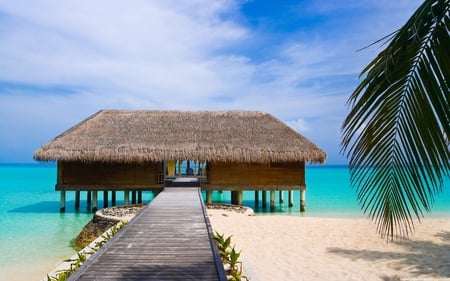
xmin=286 ymin=118 xmax=310 ymax=133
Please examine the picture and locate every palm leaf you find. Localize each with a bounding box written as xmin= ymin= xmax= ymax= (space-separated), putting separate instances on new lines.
xmin=341 ymin=0 xmax=450 ymax=239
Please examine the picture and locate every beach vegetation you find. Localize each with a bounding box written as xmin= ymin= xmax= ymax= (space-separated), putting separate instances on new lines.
xmin=215 ymin=231 xmax=233 ymax=259
xmin=47 ymin=252 xmax=87 ymax=281
xmin=341 ymin=0 xmax=449 ymax=239
xmin=214 ymin=231 xmax=249 ymax=281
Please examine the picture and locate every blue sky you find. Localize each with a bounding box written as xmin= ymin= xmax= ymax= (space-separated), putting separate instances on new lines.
xmin=0 ymin=0 xmax=422 ymax=164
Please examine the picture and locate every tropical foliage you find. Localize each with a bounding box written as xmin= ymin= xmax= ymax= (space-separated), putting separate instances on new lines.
xmin=341 ymin=0 xmax=450 ymax=238
xmin=214 ymin=232 xmax=249 ymax=281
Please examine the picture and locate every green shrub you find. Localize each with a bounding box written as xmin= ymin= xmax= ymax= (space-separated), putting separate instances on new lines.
xmin=214 ymin=231 xmax=249 ymax=281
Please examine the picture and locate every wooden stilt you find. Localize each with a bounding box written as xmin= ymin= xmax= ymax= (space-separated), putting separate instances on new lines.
xmin=124 ymin=191 xmax=130 ymax=205
xmin=103 ymin=191 xmax=108 ymax=208
xmin=178 ymin=160 xmax=182 ymax=176
xmin=288 ymin=190 xmax=294 ymax=207
xmin=254 ymin=190 xmax=259 ymax=207
xmin=92 ymin=191 xmax=98 ymax=212
xmin=59 ymin=191 xmax=66 ymax=213
xmin=75 ymin=191 xmax=80 ymax=210
xmin=270 ymin=190 xmax=275 ymax=212
xmin=300 ymin=188 xmax=306 ymax=212
xmin=231 ymin=191 xmax=237 ymax=205
xmin=262 ymin=190 xmax=267 ymax=208
xmin=132 ymin=191 xmax=137 ymax=204
xmin=236 ymin=190 xmax=243 ymax=205
xmin=206 ymin=190 xmax=213 ymax=204
xmin=112 ymin=191 xmax=116 ymax=206
xmin=87 ymin=191 xmax=92 ymax=210
xmin=279 ymin=190 xmax=284 ymax=203
xmin=138 ymin=191 xmax=142 ymax=204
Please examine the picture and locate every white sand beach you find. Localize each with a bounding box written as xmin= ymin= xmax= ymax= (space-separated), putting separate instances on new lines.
xmin=207 ymin=209 xmax=450 ymax=281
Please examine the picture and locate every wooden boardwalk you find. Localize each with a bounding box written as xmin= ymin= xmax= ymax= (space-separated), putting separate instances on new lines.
xmin=68 ymin=187 xmax=227 ymax=281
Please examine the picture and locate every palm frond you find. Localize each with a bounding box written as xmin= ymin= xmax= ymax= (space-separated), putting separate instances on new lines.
xmin=341 ymin=0 xmax=450 ymax=239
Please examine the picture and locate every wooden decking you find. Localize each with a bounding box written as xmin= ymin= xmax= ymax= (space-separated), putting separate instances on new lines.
xmin=67 ymin=187 xmax=227 ymax=281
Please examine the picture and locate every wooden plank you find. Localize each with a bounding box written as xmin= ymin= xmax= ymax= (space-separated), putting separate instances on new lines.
xmin=68 ymin=187 xmax=226 ymax=281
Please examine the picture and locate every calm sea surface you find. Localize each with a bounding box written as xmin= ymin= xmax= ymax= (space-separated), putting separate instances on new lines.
xmin=1 ymin=163 xmax=449 ymax=280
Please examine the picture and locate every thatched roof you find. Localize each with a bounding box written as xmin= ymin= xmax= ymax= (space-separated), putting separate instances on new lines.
xmin=34 ymin=110 xmax=326 ymax=164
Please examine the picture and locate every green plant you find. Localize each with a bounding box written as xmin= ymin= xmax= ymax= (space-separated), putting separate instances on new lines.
xmin=214 ymin=232 xmax=249 ymax=281
xmin=214 ymin=231 xmax=232 ymax=261
xmin=229 ymin=247 xmax=241 ymax=270
xmin=47 ymin=252 xmax=87 ymax=281
xmin=228 ymin=246 xmax=245 ymax=281
xmin=47 ymin=271 xmax=70 ymax=281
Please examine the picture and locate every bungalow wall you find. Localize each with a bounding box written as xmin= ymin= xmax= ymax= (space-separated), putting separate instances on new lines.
xmin=56 ymin=161 xmax=161 ymax=190
xmin=207 ymin=161 xmax=305 ymax=189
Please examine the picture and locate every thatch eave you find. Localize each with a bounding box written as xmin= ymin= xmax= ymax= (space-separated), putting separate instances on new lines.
xmin=33 ymin=110 xmax=327 ymax=164
xmin=34 ymin=149 xmax=326 ymax=164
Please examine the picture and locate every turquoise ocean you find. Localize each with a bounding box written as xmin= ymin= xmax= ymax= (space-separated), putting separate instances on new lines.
xmin=1 ymin=163 xmax=449 ymax=280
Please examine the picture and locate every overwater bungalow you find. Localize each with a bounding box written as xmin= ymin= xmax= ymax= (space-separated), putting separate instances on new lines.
xmin=33 ymin=110 xmax=326 ymax=212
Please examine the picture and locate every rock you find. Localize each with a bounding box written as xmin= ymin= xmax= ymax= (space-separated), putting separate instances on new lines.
xmin=206 ymin=203 xmax=254 ymax=216
xmin=72 ymin=204 xmax=145 ymax=250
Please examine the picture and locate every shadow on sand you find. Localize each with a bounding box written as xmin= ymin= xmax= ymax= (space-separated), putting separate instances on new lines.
xmin=328 ymin=231 xmax=450 ymax=280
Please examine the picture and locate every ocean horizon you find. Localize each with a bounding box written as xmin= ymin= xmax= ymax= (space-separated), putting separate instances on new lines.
xmin=1 ymin=163 xmax=449 ymax=280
